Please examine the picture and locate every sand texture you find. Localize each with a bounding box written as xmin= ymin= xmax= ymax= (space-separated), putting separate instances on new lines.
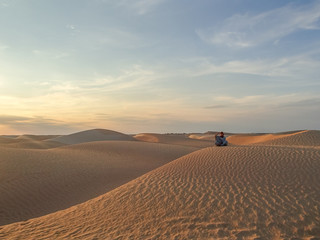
xmin=0 ymin=130 xmax=320 ymax=239
xmin=0 ymin=140 xmax=197 ymax=226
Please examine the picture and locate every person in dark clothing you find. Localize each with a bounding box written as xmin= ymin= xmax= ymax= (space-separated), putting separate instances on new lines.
xmin=215 ymin=131 xmax=228 ymax=146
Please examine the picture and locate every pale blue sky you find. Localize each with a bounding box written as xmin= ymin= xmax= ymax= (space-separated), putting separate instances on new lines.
xmin=0 ymin=0 xmax=320 ymax=134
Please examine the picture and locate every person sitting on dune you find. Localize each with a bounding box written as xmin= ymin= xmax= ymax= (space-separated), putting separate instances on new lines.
xmin=215 ymin=131 xmax=228 ymax=146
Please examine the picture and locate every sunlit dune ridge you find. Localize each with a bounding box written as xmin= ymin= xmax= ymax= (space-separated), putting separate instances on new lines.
xmin=227 ymin=130 xmax=320 ymax=146
xmin=1 ymin=130 xmax=319 ymax=239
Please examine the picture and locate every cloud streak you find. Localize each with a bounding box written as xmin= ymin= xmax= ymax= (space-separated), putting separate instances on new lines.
xmin=116 ymin=0 xmax=166 ymax=15
xmin=99 ymin=0 xmax=166 ymax=15
xmin=197 ymin=1 xmax=320 ymax=47
xmin=0 ymin=115 xmax=82 ymax=135
xmin=186 ymin=54 xmax=320 ymax=83
xmin=207 ymin=94 xmax=320 ymax=111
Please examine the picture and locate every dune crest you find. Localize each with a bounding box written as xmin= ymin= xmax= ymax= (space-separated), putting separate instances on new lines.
xmin=256 ymin=130 xmax=320 ymax=147
xmin=227 ymin=130 xmax=307 ymax=146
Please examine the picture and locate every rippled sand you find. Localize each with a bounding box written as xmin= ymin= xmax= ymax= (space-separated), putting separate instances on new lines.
xmin=1 ymin=129 xmax=319 ymax=239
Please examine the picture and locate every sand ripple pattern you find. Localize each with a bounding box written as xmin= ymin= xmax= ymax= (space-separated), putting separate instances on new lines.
xmin=0 ymin=141 xmax=197 ymax=226
xmin=255 ymin=130 xmax=320 ymax=147
xmin=228 ymin=130 xmax=320 ymax=147
xmin=1 ymin=145 xmax=319 ymax=239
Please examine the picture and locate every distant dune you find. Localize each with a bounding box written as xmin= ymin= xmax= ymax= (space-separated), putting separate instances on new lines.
xmin=50 ymin=129 xmax=135 ymax=144
xmin=0 ymin=135 xmax=65 ymax=149
xmin=15 ymin=135 xmax=61 ymax=141
xmin=134 ymin=133 xmax=214 ymax=148
xmin=1 ymin=129 xmax=319 ymax=239
xmin=188 ymin=133 xmax=215 ymax=141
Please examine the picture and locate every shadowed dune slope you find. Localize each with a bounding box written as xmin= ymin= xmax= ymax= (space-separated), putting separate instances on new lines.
xmin=0 ymin=141 xmax=197 ymax=226
xmin=1 ymin=145 xmax=319 ymax=239
xmin=134 ymin=133 xmax=214 ymax=148
xmin=49 ymin=129 xmax=135 ymax=145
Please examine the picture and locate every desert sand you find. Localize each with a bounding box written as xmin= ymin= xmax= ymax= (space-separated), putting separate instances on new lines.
xmin=0 ymin=129 xmax=320 ymax=239
xmin=134 ymin=133 xmax=214 ymax=148
xmin=0 ymin=129 xmax=198 ymax=226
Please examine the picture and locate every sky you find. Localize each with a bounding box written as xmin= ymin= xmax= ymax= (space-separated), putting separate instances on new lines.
xmin=0 ymin=0 xmax=320 ymax=134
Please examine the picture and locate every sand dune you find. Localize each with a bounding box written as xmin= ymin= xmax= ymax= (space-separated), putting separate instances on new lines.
xmin=134 ymin=133 xmax=214 ymax=148
xmin=227 ymin=132 xmax=292 ymax=146
xmin=1 ymin=129 xmax=320 ymax=239
xmin=1 ymin=144 xmax=320 ymax=239
xmin=50 ymin=129 xmax=135 ymax=145
xmin=0 ymin=136 xmax=19 ymax=144
xmin=0 ymin=141 xmax=197 ymax=226
xmin=228 ymin=130 xmax=320 ymax=147
xmin=256 ymin=130 xmax=320 ymax=147
xmin=15 ymin=135 xmax=61 ymax=141
xmin=188 ymin=133 xmax=215 ymax=141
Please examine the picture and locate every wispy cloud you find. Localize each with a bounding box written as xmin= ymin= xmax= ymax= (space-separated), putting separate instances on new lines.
xmin=279 ymin=98 xmax=320 ymax=109
xmin=66 ymin=24 xmax=76 ymax=30
xmin=0 ymin=45 xmax=8 ymax=51
xmin=32 ymin=49 xmax=71 ymax=59
xmin=0 ymin=115 xmax=30 ymax=123
xmin=96 ymin=28 xmax=142 ymax=48
xmin=114 ymin=0 xmax=166 ymax=15
xmin=211 ymin=95 xmax=265 ymax=109
xmin=66 ymin=24 xmax=80 ymax=36
xmin=186 ymin=54 xmax=320 ymax=82
xmin=77 ymin=26 xmax=151 ymax=50
xmin=204 ymin=104 xmax=228 ymax=109
xmin=0 ymin=115 xmax=82 ymax=135
xmin=132 ymin=0 xmax=166 ymax=15
xmin=0 ymin=75 xmax=4 ymax=86
xmin=50 ymin=82 xmax=80 ymax=92
xmin=0 ymin=1 xmax=10 ymax=8
xmin=197 ymin=1 xmax=320 ymax=47
xmin=87 ymin=65 xmax=157 ymax=91
xmin=42 ymin=65 xmax=158 ymax=96
xmin=0 ymin=64 xmax=164 ymax=132
xmin=207 ymin=94 xmax=320 ymax=111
